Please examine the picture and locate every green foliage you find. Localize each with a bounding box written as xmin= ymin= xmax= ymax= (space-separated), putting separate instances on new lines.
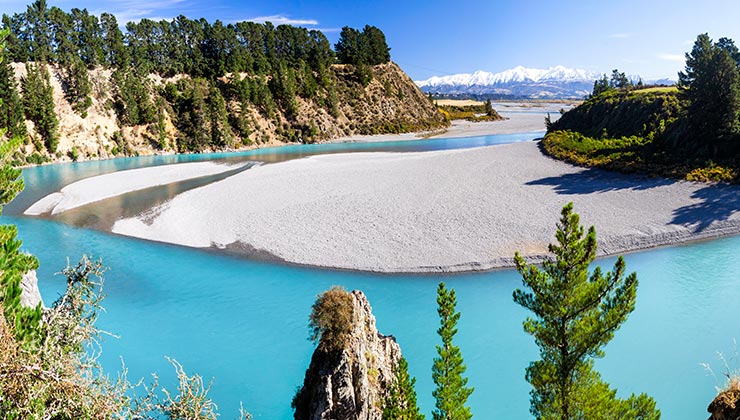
xmin=308 ymin=286 xmax=354 ymax=352
xmin=437 ymin=103 xmax=503 ymax=122
xmin=543 ymin=129 xmax=740 ymax=183
xmin=552 ymin=88 xmax=682 ymax=139
xmin=384 ymin=358 xmax=425 ymax=420
xmin=63 ymin=56 xmax=92 ymax=117
xmin=432 ymin=282 xmax=473 ymax=420
xmin=678 ymin=33 xmax=740 ymax=154
xmin=0 ymin=57 xmax=26 ymax=139
xmin=21 ymin=62 xmax=59 ymax=152
xmin=513 ymin=203 xmax=659 ymax=420
xmin=112 ymin=68 xmax=155 ymax=126
xmin=335 ymin=25 xmax=391 ymax=66
xmin=542 ymin=83 xmax=740 ymax=182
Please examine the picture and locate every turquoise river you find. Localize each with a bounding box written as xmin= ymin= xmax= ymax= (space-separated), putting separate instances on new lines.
xmin=3 ymin=131 xmax=739 ymax=419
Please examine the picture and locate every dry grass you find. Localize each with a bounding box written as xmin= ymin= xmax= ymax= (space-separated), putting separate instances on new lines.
xmin=433 ymin=99 xmax=484 ymax=106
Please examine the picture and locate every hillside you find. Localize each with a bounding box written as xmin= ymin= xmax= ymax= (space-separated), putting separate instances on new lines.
xmin=0 ymin=5 xmax=445 ymax=165
xmin=543 ymin=86 xmax=740 ymax=183
xmin=5 ymin=61 xmax=444 ymax=164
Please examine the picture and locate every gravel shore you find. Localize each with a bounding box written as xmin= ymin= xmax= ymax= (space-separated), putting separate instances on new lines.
xmin=25 ymin=161 xmax=244 ymax=216
xmin=109 ymin=141 xmax=740 ymax=273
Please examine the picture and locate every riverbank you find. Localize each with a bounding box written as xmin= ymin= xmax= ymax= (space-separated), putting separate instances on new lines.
xmin=104 ymin=141 xmax=740 ymax=273
xmin=24 ymin=161 xmax=248 ymax=215
xmin=331 ymin=100 xmax=560 ymax=142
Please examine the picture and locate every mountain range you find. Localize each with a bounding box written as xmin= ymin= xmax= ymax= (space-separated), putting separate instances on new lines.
xmin=415 ymin=66 xmax=675 ymax=99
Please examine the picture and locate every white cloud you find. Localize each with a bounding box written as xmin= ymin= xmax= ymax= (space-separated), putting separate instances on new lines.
xmin=91 ymin=0 xmax=188 ymax=23
xmin=244 ymin=15 xmax=319 ymax=26
xmin=658 ymin=53 xmax=684 ymax=62
xmin=608 ymin=33 xmax=632 ymax=39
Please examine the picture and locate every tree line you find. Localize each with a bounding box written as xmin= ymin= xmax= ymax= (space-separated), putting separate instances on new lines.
xmin=2 ymin=1 xmax=390 ymax=79
xmin=587 ymin=33 xmax=740 ymax=160
xmin=0 ymin=1 xmax=395 ymax=158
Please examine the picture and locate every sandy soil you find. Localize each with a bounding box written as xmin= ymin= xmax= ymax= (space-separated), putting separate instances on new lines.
xmin=109 ymin=142 xmax=740 ymax=273
xmin=25 ymin=161 xmax=246 ymax=216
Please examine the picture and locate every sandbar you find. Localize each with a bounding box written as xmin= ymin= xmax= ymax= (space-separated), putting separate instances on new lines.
xmin=110 ymin=142 xmax=740 ymax=273
xmin=25 ymin=161 xmax=247 ymax=216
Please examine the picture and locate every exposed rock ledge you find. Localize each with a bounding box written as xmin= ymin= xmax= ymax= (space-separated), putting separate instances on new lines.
xmin=293 ymin=290 xmax=401 ymax=420
xmin=20 ymin=270 xmax=44 ymax=309
xmin=708 ymin=385 xmax=740 ymax=419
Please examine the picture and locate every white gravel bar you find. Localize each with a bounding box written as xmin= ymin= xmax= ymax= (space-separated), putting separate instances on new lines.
xmin=25 ymin=161 xmax=244 ymax=216
xmin=110 ymin=141 xmax=740 ymax=273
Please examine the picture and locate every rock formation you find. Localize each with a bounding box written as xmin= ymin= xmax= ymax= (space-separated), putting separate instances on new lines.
xmin=708 ymin=383 xmax=740 ymax=420
xmin=20 ymin=270 xmax=43 ymax=309
xmin=293 ymin=290 xmax=401 ymax=420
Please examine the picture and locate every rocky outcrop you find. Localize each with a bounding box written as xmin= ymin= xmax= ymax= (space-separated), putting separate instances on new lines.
xmin=708 ymin=384 xmax=740 ymax=420
xmin=20 ymin=270 xmax=44 ymax=309
xmin=294 ymin=290 xmax=401 ymax=420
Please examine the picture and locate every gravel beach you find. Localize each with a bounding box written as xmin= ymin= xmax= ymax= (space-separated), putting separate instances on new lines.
xmin=108 ymin=141 xmax=740 ymax=273
xmin=25 ymin=161 xmax=245 ymax=216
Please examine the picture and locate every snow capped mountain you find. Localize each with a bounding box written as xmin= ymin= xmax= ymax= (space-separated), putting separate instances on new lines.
xmin=416 ymin=65 xmax=601 ymax=87
xmin=415 ymin=66 xmax=605 ymax=98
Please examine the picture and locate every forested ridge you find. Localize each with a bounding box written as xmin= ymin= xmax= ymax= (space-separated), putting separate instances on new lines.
xmin=545 ymin=34 xmax=740 ymax=183
xmin=0 ymin=0 xmax=444 ymax=164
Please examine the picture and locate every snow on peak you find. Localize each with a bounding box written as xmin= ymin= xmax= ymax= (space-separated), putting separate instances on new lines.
xmin=415 ymin=65 xmax=601 ymax=87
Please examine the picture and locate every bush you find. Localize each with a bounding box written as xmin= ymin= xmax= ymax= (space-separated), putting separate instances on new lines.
xmin=309 ymin=286 xmax=354 ymax=351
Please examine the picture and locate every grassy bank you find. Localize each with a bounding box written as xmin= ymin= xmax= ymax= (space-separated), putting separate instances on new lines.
xmin=543 ymin=87 xmax=740 ymax=183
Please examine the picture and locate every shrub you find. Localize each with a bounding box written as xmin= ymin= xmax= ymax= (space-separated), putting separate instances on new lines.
xmin=309 ymin=286 xmax=354 ymax=351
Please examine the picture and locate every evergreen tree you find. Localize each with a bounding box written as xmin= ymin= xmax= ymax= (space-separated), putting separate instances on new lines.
xmin=591 ymin=74 xmax=611 ymax=97
xmin=384 ymin=357 xmax=425 ymax=420
xmin=336 ymin=26 xmax=364 ymax=65
xmin=99 ymin=13 xmax=128 ymax=68
xmin=610 ymin=69 xmax=631 ymax=89
xmin=0 ymin=28 xmax=43 ymax=349
xmin=25 ymin=0 xmax=51 ymax=63
xmin=0 ymin=57 xmax=26 ymax=139
xmin=208 ymin=82 xmax=233 ymax=147
xmin=432 ymin=282 xmax=473 ymax=420
xmin=679 ymin=33 xmax=740 ymax=151
xmin=362 ymin=25 xmax=391 ymax=65
xmin=63 ymin=55 xmax=92 ymax=117
xmin=513 ymin=203 xmax=659 ymax=420
xmin=21 ymin=62 xmax=59 ymax=153
xmin=484 ymin=99 xmax=493 ymax=115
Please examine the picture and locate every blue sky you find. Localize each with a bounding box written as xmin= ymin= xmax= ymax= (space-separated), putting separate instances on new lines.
xmin=3 ymin=0 xmax=740 ymax=80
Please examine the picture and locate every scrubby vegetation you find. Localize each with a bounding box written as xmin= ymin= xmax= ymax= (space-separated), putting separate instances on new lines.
xmin=545 ymin=34 xmax=740 ymax=183
xmin=308 ymin=286 xmax=355 ymax=352
xmin=437 ymin=99 xmax=504 ymax=122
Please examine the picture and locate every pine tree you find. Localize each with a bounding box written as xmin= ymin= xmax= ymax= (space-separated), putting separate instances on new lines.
xmin=0 ymin=57 xmax=26 ymax=139
xmin=432 ymin=282 xmax=473 ymax=420
xmin=513 ymin=203 xmax=659 ymax=420
xmin=21 ymin=62 xmax=59 ymax=153
xmin=0 ymin=28 xmax=43 ymax=349
xmin=384 ymin=357 xmax=425 ymax=420
xmin=591 ymin=74 xmax=611 ymax=97
xmin=679 ymin=33 xmax=740 ymax=151
xmin=64 ymin=55 xmax=92 ymax=117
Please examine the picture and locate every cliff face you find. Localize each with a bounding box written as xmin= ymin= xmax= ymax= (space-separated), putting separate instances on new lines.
xmin=10 ymin=62 xmax=445 ymax=164
xmin=294 ymin=290 xmax=401 ymax=420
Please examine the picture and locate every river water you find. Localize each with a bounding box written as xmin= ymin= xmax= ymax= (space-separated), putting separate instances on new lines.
xmin=5 ymin=130 xmax=739 ymax=419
